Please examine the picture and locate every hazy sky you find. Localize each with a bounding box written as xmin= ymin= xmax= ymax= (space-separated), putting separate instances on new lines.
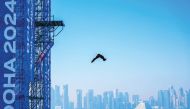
xmin=51 ymin=0 xmax=190 ymax=99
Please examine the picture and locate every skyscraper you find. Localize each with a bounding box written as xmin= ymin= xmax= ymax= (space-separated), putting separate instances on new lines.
xmin=169 ymin=86 xmax=177 ymax=109
xmin=96 ymin=95 xmax=103 ymax=109
xmin=187 ymin=90 xmax=190 ymax=109
xmin=109 ymin=91 xmax=114 ymax=109
xmin=84 ymin=95 xmax=87 ymax=109
xmin=148 ymin=96 xmax=156 ymax=107
xmin=55 ymin=85 xmax=62 ymax=107
xmin=123 ymin=92 xmax=131 ymax=109
xmin=76 ymin=89 xmax=82 ymax=109
xmin=51 ymin=87 xmax=55 ymax=109
xmin=158 ymin=90 xmax=170 ymax=109
xmin=178 ymin=88 xmax=185 ymax=108
xmin=87 ymin=89 xmax=94 ymax=109
xmin=103 ymin=92 xmax=108 ymax=109
xmin=132 ymin=95 xmax=140 ymax=108
xmin=114 ymin=91 xmax=129 ymax=109
xmin=103 ymin=91 xmax=114 ymax=109
xmin=63 ymin=85 xmax=69 ymax=109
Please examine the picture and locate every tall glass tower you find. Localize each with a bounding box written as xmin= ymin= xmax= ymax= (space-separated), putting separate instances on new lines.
xmin=63 ymin=85 xmax=69 ymax=109
xmin=158 ymin=90 xmax=170 ymax=109
xmin=76 ymin=89 xmax=83 ymax=109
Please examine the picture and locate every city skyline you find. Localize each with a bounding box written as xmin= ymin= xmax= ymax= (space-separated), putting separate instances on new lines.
xmin=51 ymin=84 xmax=190 ymax=109
xmin=51 ymin=0 xmax=190 ymax=99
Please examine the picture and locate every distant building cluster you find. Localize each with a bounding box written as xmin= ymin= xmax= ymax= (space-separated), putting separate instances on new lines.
xmin=51 ymin=85 xmax=190 ymax=109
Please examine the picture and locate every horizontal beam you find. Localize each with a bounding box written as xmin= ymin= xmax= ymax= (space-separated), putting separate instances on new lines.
xmin=35 ymin=21 xmax=65 ymax=27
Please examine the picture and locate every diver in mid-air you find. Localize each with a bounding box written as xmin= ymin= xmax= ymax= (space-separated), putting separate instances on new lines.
xmin=91 ymin=54 xmax=107 ymax=63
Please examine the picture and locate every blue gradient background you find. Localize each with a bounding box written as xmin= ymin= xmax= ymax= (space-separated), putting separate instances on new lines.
xmin=51 ymin=0 xmax=190 ymax=99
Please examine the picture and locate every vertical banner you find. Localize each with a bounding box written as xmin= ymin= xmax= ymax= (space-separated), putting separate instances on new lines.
xmin=1 ymin=0 xmax=34 ymax=108
xmin=0 ymin=0 xmax=17 ymax=108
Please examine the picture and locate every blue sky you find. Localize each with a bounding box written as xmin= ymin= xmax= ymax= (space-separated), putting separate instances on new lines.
xmin=51 ymin=0 xmax=190 ymax=99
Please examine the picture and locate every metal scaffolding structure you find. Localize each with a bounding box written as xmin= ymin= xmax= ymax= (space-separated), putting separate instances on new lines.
xmin=28 ymin=0 xmax=64 ymax=109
